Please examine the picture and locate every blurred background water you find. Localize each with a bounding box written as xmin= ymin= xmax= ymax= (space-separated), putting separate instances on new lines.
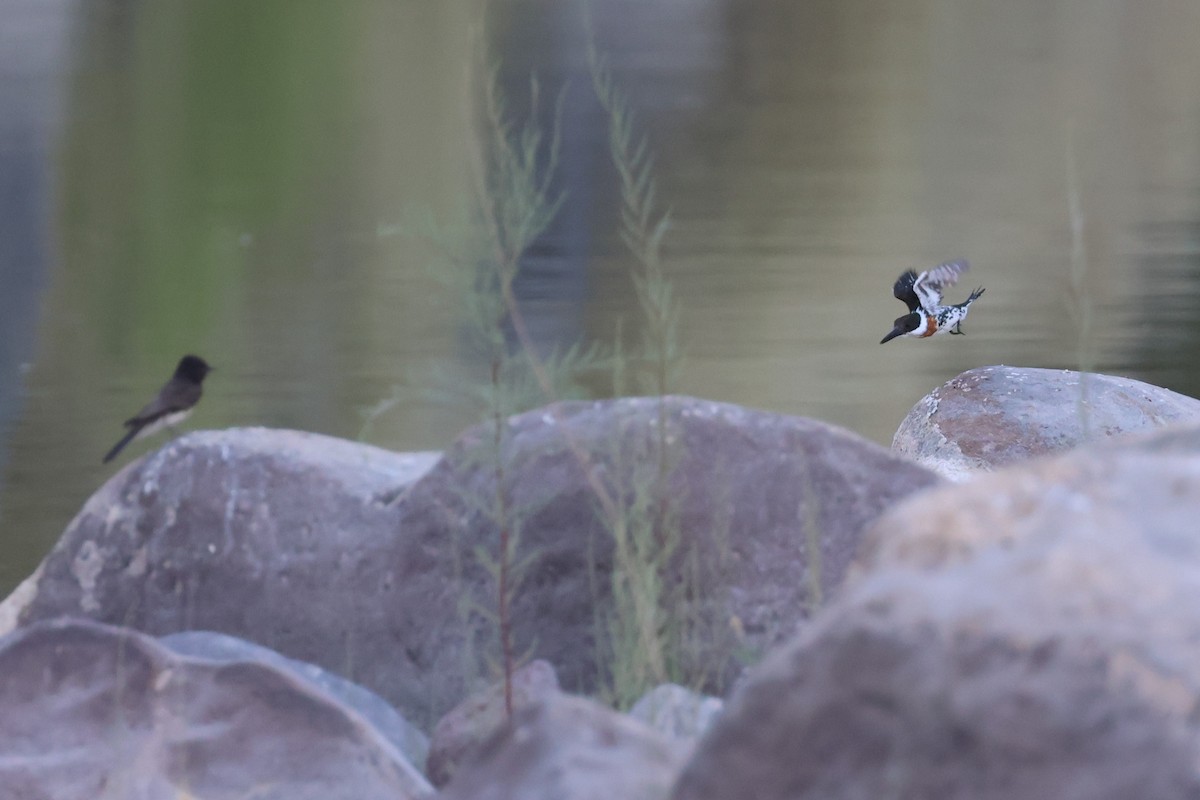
xmin=2 ymin=0 xmax=1199 ymax=594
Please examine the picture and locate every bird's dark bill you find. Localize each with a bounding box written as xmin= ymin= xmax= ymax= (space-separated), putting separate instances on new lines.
xmin=880 ymin=312 xmax=920 ymax=344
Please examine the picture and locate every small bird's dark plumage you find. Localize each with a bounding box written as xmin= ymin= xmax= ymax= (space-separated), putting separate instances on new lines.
xmin=892 ymin=270 xmax=921 ymax=313
xmin=102 ymin=355 xmax=212 ymax=463
xmin=880 ymin=312 xmax=921 ymax=344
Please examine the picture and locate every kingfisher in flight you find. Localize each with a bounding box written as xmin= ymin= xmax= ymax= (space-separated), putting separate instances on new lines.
xmin=880 ymin=260 xmax=985 ymax=344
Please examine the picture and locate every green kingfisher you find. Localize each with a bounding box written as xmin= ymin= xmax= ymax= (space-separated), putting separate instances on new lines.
xmin=880 ymin=260 xmax=985 ymax=344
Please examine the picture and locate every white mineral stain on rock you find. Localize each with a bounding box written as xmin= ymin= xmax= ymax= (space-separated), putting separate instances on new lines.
xmin=71 ymin=540 xmax=104 ymax=613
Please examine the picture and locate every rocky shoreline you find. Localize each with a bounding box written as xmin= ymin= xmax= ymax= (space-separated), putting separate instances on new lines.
xmin=2 ymin=366 xmax=1199 ymax=799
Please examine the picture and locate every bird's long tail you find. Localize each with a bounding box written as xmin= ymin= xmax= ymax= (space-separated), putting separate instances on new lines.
xmin=102 ymin=425 xmax=142 ymax=464
xmin=959 ymin=287 xmax=985 ymax=307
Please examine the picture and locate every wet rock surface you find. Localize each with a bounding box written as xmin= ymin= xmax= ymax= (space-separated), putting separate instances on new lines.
xmin=892 ymin=366 xmax=1200 ymax=479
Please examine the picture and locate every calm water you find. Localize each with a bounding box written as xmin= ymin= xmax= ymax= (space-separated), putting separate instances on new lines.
xmin=2 ymin=0 xmax=1200 ymax=594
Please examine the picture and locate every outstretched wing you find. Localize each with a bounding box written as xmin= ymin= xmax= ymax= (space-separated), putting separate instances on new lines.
xmin=892 ymin=270 xmax=921 ymax=313
xmin=913 ymin=259 xmax=969 ymax=309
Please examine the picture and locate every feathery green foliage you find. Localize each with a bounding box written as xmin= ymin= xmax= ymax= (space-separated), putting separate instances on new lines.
xmin=370 ymin=17 xmax=695 ymax=715
xmin=583 ymin=21 xmax=720 ymax=708
xmin=600 ymin=425 xmax=680 ymax=707
xmin=585 ymin=39 xmax=681 ymax=397
xmin=471 ymin=63 xmax=566 ymax=718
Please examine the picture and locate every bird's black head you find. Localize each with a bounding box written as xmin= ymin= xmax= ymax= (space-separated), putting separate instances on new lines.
xmin=880 ymin=313 xmax=920 ymax=344
xmin=175 ymin=354 xmax=213 ymax=383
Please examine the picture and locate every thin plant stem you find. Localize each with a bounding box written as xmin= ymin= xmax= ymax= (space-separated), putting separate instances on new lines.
xmin=491 ymin=356 xmax=515 ymax=718
xmin=1065 ymin=124 xmax=1092 ymax=439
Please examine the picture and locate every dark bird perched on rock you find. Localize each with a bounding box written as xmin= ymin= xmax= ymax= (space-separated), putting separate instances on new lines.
xmin=103 ymin=354 xmax=212 ymax=463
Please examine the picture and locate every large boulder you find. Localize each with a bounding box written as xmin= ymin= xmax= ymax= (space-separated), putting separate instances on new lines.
xmin=867 ymin=421 xmax=1200 ymax=571
xmin=0 ymin=618 xmax=431 ymax=800
xmin=5 ymin=428 xmax=442 ymax=721
xmin=892 ymin=366 xmax=1200 ymax=480
xmin=438 ymin=693 xmax=686 ymax=800
xmin=670 ymin=423 xmax=1200 ymax=800
xmin=160 ymin=629 xmax=430 ymax=771
xmin=393 ymin=396 xmax=941 ymax=711
xmin=10 ymin=398 xmax=940 ymax=724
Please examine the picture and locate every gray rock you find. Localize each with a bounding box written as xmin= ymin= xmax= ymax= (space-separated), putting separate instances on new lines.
xmin=671 ymin=423 xmax=1200 ymax=800
xmin=159 ymin=629 xmax=430 ymax=771
xmin=426 ymin=660 xmax=560 ymax=788
xmin=0 ymin=566 xmax=38 ymax=634
xmin=628 ymin=684 xmax=723 ymax=742
xmin=439 ymin=694 xmax=686 ymax=800
xmin=9 ymin=399 xmax=939 ymax=727
xmin=5 ymin=428 xmax=445 ymax=722
xmin=396 ymin=396 xmax=941 ymax=711
xmin=892 ymin=366 xmax=1200 ymax=480
xmin=0 ymin=618 xmax=431 ymax=800
xmin=865 ymin=421 xmax=1200 ymax=573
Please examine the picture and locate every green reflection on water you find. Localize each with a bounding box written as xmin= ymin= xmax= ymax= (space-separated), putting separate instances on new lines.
xmin=61 ymin=0 xmax=355 ymax=360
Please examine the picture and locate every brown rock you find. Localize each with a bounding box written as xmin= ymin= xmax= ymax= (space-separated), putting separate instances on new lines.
xmin=0 ymin=618 xmax=430 ymax=800
xmin=671 ymin=423 xmax=1200 ymax=800
xmin=892 ymin=366 xmax=1200 ymax=480
xmin=439 ymin=694 xmax=686 ymax=800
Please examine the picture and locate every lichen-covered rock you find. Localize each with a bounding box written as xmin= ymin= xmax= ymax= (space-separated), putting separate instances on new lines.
xmin=892 ymin=366 xmax=1200 ymax=480
xmin=439 ymin=694 xmax=686 ymax=800
xmin=0 ymin=619 xmax=431 ymax=800
xmin=671 ymin=423 xmax=1200 ymax=800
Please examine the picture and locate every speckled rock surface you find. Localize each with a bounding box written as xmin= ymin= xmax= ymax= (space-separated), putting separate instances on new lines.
xmin=0 ymin=618 xmax=430 ymax=800
xmin=672 ymin=424 xmax=1200 ymax=800
xmin=892 ymin=366 xmax=1200 ymax=480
